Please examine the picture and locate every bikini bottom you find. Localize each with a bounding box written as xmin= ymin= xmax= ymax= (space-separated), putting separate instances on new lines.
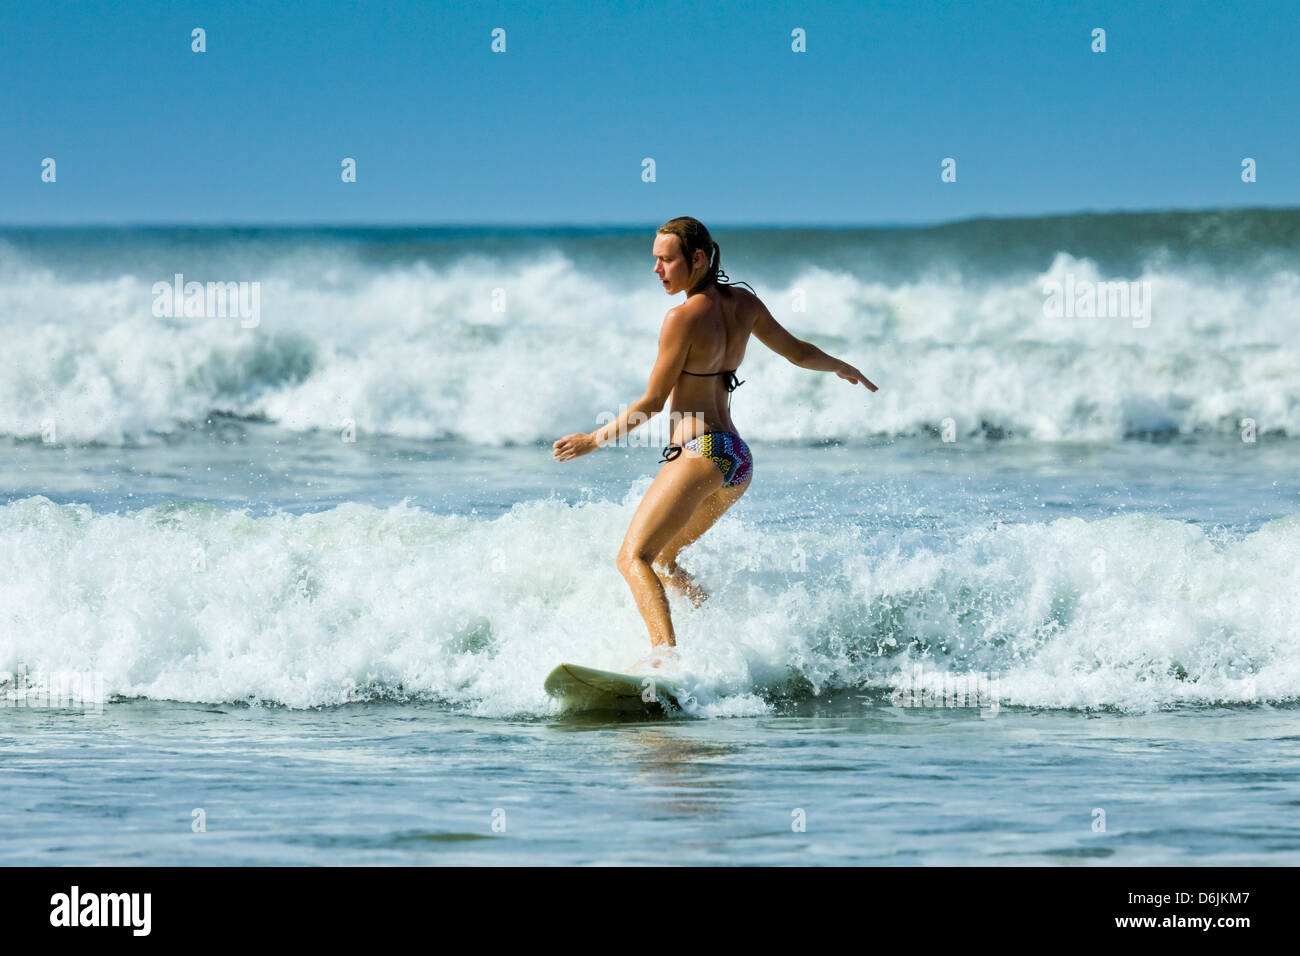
xmin=658 ymin=431 xmax=753 ymax=488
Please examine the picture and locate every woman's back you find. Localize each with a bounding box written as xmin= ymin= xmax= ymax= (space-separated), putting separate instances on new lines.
xmin=668 ymin=285 xmax=758 ymax=439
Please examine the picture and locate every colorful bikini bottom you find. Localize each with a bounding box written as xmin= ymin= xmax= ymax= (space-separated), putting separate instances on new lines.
xmin=659 ymin=431 xmax=754 ymax=488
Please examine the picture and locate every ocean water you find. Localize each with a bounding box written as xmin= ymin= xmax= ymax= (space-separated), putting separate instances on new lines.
xmin=3 ymin=211 xmax=1300 ymax=864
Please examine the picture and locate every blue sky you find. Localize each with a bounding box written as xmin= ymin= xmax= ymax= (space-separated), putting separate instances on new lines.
xmin=2 ymin=0 xmax=1296 ymax=225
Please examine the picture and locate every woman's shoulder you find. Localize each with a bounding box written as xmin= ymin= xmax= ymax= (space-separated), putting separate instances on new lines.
xmin=680 ymin=284 xmax=761 ymax=323
xmin=727 ymin=284 xmax=763 ymax=323
xmin=723 ymin=282 xmax=761 ymax=305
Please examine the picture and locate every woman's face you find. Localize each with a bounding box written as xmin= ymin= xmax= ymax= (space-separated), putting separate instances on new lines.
xmin=653 ymin=234 xmax=704 ymax=295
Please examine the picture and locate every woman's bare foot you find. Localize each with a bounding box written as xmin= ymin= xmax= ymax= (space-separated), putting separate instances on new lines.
xmin=654 ymin=561 xmax=709 ymax=608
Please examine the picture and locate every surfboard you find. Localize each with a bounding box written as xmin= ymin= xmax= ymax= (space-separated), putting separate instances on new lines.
xmin=544 ymin=663 xmax=686 ymax=713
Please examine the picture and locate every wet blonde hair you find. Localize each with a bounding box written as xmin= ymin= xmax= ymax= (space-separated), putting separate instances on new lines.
xmin=656 ymin=216 xmax=754 ymax=297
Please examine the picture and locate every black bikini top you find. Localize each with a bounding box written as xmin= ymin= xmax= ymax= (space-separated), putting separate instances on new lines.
xmin=680 ymin=368 xmax=745 ymax=393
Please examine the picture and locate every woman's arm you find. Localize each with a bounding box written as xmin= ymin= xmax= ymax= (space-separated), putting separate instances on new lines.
xmin=752 ymin=296 xmax=878 ymax=391
xmin=552 ymin=307 xmax=692 ymax=461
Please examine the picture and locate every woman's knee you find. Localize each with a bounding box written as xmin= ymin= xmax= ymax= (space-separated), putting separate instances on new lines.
xmin=651 ymin=560 xmax=679 ymax=582
xmin=616 ymin=543 xmax=653 ymax=577
xmin=653 ymin=548 xmax=680 ymax=572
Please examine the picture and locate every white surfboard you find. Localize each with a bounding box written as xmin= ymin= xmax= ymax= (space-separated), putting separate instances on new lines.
xmin=544 ymin=663 xmax=685 ymax=713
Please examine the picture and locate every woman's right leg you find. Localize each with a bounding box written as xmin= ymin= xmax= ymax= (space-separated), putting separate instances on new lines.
xmin=654 ymin=478 xmax=750 ymax=605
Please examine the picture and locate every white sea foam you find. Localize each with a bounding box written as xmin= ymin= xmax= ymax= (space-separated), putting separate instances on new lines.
xmin=1 ymin=239 xmax=1298 ymax=444
xmin=2 ymin=495 xmax=1295 ymax=715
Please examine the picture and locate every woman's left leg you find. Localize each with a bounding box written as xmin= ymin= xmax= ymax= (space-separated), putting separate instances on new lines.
xmin=654 ymin=479 xmax=750 ymax=605
xmin=616 ymin=454 xmax=725 ymax=647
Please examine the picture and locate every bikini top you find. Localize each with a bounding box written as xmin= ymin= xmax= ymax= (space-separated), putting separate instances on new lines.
xmin=680 ymin=368 xmax=745 ymax=393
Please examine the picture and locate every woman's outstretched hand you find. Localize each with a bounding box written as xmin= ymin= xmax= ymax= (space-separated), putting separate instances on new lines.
xmin=553 ymin=432 xmax=599 ymax=461
xmin=836 ymin=363 xmax=878 ymax=391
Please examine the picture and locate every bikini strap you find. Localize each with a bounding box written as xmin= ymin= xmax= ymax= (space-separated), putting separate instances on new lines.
xmin=674 ymin=369 xmax=746 ymax=415
xmin=680 ymin=368 xmax=745 ymax=392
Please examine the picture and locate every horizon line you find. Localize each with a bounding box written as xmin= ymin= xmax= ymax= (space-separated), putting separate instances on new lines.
xmin=1 ymin=203 xmax=1295 ymax=232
